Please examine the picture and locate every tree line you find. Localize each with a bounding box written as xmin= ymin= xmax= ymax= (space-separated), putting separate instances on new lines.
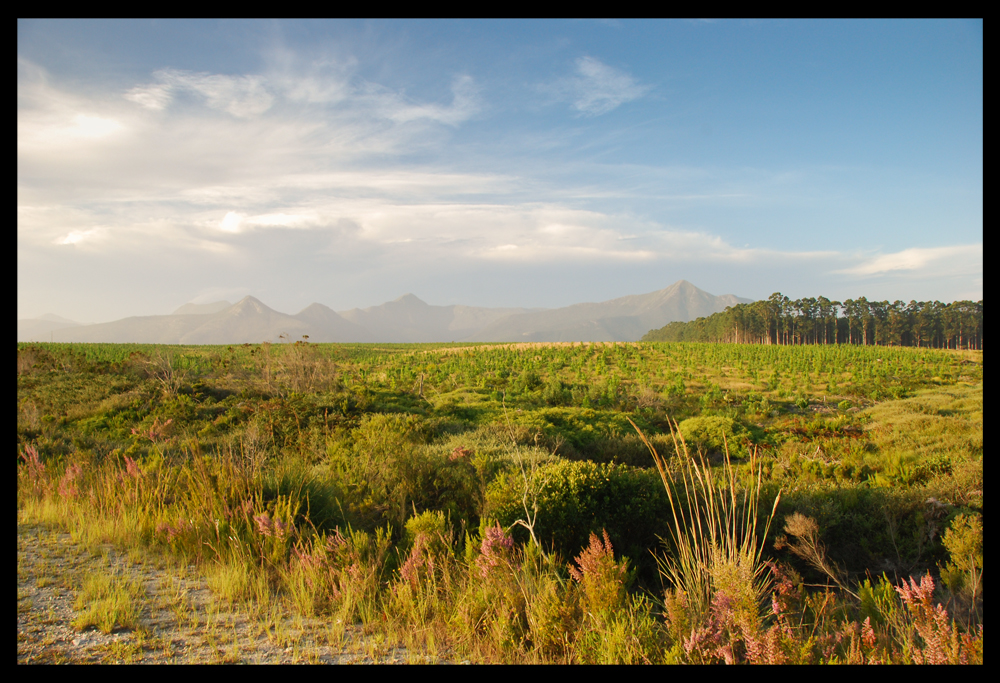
xmin=643 ymin=294 xmax=982 ymax=349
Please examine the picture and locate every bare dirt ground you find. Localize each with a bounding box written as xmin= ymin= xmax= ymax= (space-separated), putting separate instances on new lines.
xmin=17 ymin=521 xmax=457 ymax=664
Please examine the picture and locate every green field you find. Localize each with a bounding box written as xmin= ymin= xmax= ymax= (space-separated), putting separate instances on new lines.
xmin=17 ymin=340 xmax=983 ymax=663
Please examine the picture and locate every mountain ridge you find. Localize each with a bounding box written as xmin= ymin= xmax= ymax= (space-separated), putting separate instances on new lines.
xmin=20 ymin=281 xmax=751 ymax=344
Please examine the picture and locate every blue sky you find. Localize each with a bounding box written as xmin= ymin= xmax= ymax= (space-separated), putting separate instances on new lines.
xmin=18 ymin=19 xmax=982 ymax=322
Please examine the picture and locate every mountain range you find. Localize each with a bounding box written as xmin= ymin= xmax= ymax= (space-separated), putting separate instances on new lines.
xmin=18 ymin=281 xmax=751 ymax=344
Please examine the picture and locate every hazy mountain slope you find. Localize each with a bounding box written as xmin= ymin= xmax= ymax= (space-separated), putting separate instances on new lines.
xmin=49 ymin=314 xmax=212 ymax=344
xmin=45 ymin=297 xmax=369 ymax=344
xmin=466 ymin=281 xmax=751 ymax=342
xmin=171 ymin=301 xmax=233 ymax=315
xmin=18 ymin=316 xmax=83 ymax=342
xmin=337 ymin=294 xmax=540 ymax=343
xmin=338 ymin=294 xmax=452 ymax=342
xmin=27 ymin=281 xmax=751 ymax=344
xmin=178 ymin=297 xmax=313 ymax=344
xmin=447 ymin=305 xmax=548 ymax=336
xmin=292 ymin=303 xmax=375 ymax=343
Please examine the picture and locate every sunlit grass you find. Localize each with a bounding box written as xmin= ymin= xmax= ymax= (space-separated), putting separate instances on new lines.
xmin=72 ymin=569 xmax=145 ymax=634
xmin=17 ymin=340 xmax=983 ymax=663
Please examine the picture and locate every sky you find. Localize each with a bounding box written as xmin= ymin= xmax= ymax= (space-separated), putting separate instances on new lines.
xmin=18 ymin=19 xmax=982 ymax=323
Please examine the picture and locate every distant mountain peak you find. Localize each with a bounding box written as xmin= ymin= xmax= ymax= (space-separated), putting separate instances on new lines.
xmin=297 ymin=302 xmax=333 ymax=313
xmin=393 ymin=293 xmax=427 ymax=305
xmin=227 ymin=296 xmax=274 ymax=316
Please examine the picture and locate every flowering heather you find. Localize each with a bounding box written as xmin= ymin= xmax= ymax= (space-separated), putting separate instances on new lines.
xmin=476 ymin=524 xmax=514 ymax=578
xmin=569 ymin=530 xmax=623 ymax=584
xmin=896 ymin=573 xmax=975 ymax=664
xmin=399 ymin=534 xmax=432 ymax=587
xmin=253 ymin=512 xmax=290 ymax=539
xmin=569 ymin=530 xmax=629 ymax=619
xmin=861 ymin=617 xmax=877 ymax=649
xmin=57 ymin=463 xmax=84 ymax=500
xmin=123 ymin=455 xmax=142 ymax=480
xmin=20 ymin=444 xmax=44 ymax=478
xmin=19 ymin=444 xmax=47 ymax=495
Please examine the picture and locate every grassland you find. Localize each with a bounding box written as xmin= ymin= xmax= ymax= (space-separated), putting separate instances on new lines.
xmin=17 ymin=340 xmax=983 ymax=663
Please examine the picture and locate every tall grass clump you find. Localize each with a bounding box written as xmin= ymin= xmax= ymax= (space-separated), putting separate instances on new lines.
xmin=631 ymin=417 xmax=781 ymax=663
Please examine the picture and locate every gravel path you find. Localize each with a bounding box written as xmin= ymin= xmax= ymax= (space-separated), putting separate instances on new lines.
xmin=17 ymin=521 xmax=451 ymax=664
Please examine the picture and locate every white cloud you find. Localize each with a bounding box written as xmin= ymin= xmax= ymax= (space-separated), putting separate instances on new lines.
xmin=219 ymin=211 xmax=246 ymax=233
xmin=217 ymin=210 xmax=321 ymax=233
xmin=55 ymin=227 xmax=105 ymax=245
xmin=836 ymin=245 xmax=983 ymax=276
xmin=324 ymin=201 xmax=802 ymax=266
xmin=68 ymin=114 xmax=124 ymax=138
xmin=18 ymin=65 xmax=129 ymax=153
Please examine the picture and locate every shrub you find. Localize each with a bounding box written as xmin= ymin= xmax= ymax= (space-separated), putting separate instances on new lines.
xmin=568 ymin=530 xmax=630 ymax=621
xmin=484 ymin=459 xmax=669 ymax=565
xmin=325 ymin=414 xmax=479 ymax=529
xmin=677 ymin=415 xmax=746 ymax=457
xmin=939 ymin=513 xmax=983 ymax=597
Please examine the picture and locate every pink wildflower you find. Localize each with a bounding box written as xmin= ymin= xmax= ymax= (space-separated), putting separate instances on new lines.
xmin=58 ymin=463 xmax=83 ymax=499
xmin=20 ymin=444 xmax=45 ymax=479
xmin=568 ymin=530 xmax=624 ymax=584
xmin=254 ymin=512 xmax=275 ymax=537
xmin=475 ymin=523 xmax=514 ymax=578
xmin=861 ymin=616 xmax=877 ymax=649
xmin=124 ymin=455 xmax=142 ymax=479
xmin=19 ymin=444 xmax=48 ymax=495
xmin=399 ymin=534 xmax=429 ymax=587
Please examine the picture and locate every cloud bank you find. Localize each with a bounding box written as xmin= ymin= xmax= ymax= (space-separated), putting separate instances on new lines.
xmin=17 ymin=38 xmax=981 ymax=320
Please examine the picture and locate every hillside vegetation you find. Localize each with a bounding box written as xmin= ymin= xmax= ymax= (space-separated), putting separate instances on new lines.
xmin=17 ymin=340 xmax=983 ymax=663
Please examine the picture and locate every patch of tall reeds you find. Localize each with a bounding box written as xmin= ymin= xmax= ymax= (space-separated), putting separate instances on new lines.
xmin=630 ymin=417 xmax=781 ymax=663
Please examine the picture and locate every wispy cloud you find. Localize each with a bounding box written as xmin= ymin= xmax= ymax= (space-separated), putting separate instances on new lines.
xmin=126 ymin=69 xmax=275 ymax=118
xmin=835 ymin=245 xmax=982 ymax=276
xmin=542 ymin=56 xmax=651 ymax=116
xmin=364 ymin=74 xmax=481 ymax=126
xmin=124 ymin=65 xmax=481 ymax=127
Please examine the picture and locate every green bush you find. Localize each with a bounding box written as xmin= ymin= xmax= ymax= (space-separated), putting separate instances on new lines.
xmin=677 ymin=416 xmax=745 ymax=456
xmin=483 ymin=459 xmax=670 ymax=570
xmin=940 ymin=513 xmax=983 ymax=595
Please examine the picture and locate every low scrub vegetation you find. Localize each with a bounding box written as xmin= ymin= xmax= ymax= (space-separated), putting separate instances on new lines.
xmin=17 ymin=340 xmax=982 ymax=663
